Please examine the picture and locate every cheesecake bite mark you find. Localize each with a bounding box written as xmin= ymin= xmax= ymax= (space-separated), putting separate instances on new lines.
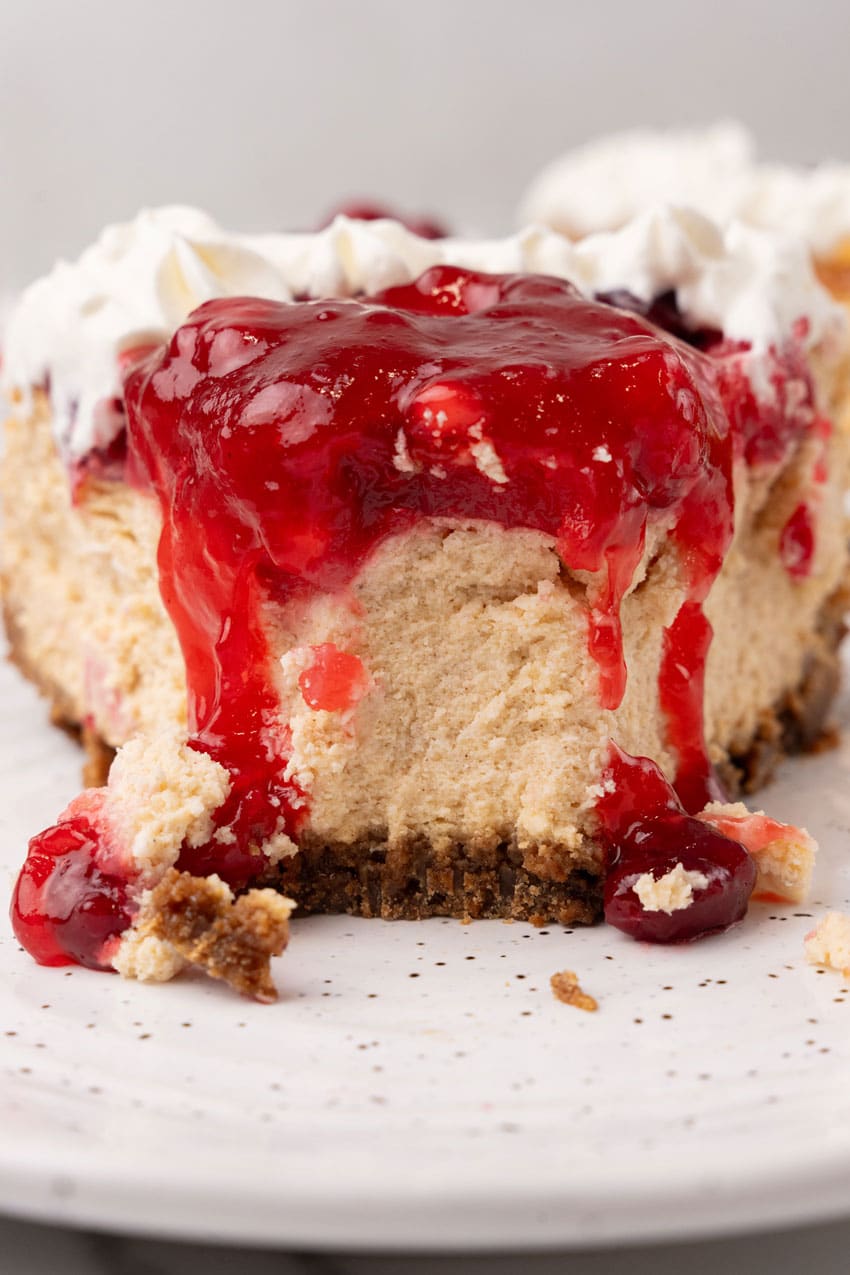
xmin=11 ymin=266 xmax=825 ymax=975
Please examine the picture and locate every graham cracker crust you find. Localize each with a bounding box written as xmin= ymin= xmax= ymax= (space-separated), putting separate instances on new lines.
xmin=3 ymin=583 xmax=847 ymax=927
xmin=266 ymin=839 xmax=603 ymax=926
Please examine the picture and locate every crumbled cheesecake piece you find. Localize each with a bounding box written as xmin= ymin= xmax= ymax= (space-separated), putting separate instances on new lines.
xmin=804 ymin=912 xmax=850 ymax=977
xmin=699 ymin=802 xmax=817 ymax=903
xmin=113 ymin=930 xmax=187 ymax=984
xmin=116 ymin=869 xmax=295 ymax=1001
xmin=633 ymin=863 xmax=709 ymax=914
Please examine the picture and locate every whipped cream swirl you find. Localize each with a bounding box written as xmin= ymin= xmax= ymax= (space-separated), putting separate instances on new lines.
xmin=520 ymin=122 xmax=850 ymax=258
xmin=3 ymin=202 xmax=846 ymax=459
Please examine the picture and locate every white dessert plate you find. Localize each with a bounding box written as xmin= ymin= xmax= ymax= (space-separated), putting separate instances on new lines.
xmin=1 ymin=646 xmax=850 ymax=1253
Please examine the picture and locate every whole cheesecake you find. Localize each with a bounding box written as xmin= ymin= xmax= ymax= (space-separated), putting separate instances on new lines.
xmin=3 ymin=206 xmax=848 ymax=998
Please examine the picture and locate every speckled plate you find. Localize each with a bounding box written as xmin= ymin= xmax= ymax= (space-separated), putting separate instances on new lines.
xmin=1 ymin=646 xmax=850 ymax=1252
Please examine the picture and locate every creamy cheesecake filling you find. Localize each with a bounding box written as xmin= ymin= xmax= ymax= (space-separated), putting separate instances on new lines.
xmin=0 ymin=398 xmax=184 ymax=748
xmin=9 ymin=260 xmax=843 ymax=984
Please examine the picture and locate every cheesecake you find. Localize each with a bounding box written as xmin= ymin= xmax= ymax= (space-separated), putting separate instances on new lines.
xmin=3 ymin=206 xmax=848 ymax=998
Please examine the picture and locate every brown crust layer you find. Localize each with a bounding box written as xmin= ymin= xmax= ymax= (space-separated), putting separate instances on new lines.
xmin=266 ymin=840 xmax=603 ymax=926
xmin=3 ymin=584 xmax=846 ymax=926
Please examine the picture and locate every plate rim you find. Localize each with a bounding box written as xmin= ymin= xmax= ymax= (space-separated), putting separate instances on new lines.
xmin=3 ymin=1105 xmax=850 ymax=1251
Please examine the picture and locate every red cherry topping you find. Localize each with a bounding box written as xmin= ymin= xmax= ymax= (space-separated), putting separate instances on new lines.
xmin=659 ymin=600 xmax=728 ymax=813
xmin=603 ymin=811 xmax=756 ymax=943
xmin=118 ymin=270 xmax=818 ymax=899
xmin=10 ymin=795 xmax=134 ymax=969
xmin=597 ymin=744 xmax=756 ymax=943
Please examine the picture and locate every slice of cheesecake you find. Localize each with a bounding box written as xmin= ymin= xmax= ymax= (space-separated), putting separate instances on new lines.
xmin=3 ymin=207 xmax=848 ymax=998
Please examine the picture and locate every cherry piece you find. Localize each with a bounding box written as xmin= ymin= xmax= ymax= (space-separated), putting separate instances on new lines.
xmin=10 ymin=805 xmax=133 ymax=970
xmin=603 ymin=811 xmax=756 ymax=944
xmin=597 ymin=744 xmax=756 ymax=943
xmin=298 ymin=644 xmax=368 ymax=713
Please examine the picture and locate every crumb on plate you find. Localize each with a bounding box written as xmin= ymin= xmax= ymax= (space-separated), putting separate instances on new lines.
xmin=550 ymin=969 xmax=598 ymax=1012
xmin=804 ymin=911 xmax=850 ymax=977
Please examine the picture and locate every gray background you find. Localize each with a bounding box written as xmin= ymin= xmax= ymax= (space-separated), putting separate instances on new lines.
xmin=3 ymin=0 xmax=850 ymax=1265
xmin=3 ymin=0 xmax=850 ymax=289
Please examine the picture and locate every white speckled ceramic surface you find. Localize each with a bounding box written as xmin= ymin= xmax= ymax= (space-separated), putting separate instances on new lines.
xmin=1 ymin=645 xmax=849 ymax=1252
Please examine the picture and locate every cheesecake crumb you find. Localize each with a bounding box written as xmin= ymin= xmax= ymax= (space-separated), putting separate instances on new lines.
xmin=261 ymin=826 xmax=300 ymax=863
xmin=804 ymin=912 xmax=850 ymax=977
xmin=633 ymin=862 xmax=708 ymax=914
xmin=699 ymin=803 xmax=816 ymax=903
xmin=550 ymin=969 xmax=598 ymax=1012
xmin=113 ymin=930 xmax=186 ymax=983
xmin=117 ymin=869 xmax=294 ymax=1001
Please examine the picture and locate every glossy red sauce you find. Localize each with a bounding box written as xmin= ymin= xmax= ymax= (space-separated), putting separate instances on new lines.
xmin=597 ymin=745 xmax=756 ymax=942
xmin=11 ymin=267 xmax=821 ymax=963
xmin=709 ymin=330 xmax=818 ymax=467
xmin=11 ymin=791 xmax=135 ymax=969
